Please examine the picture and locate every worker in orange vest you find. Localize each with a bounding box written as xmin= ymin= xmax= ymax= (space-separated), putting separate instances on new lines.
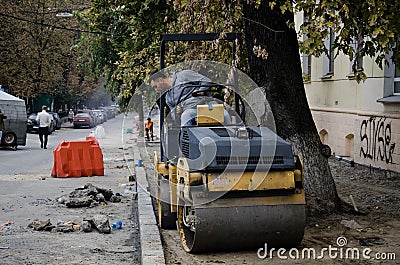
xmin=145 ymin=117 xmax=154 ymax=141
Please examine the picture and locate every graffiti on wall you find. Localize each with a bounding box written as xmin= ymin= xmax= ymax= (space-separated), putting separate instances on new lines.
xmin=360 ymin=117 xmax=396 ymax=164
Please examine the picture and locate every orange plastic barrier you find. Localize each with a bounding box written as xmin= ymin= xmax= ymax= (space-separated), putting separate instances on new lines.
xmin=85 ymin=136 xmax=99 ymax=145
xmin=51 ymin=138 xmax=104 ymax=178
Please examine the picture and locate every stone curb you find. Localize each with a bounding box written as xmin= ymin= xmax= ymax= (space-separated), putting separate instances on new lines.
xmin=133 ymin=145 xmax=166 ymax=265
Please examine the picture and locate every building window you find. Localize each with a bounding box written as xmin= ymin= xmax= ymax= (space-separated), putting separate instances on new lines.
xmin=302 ymin=14 xmax=312 ymax=82
xmin=395 ymin=66 xmax=400 ymax=95
xmin=319 ymin=129 xmax=328 ymax=145
xmin=345 ymin=134 xmax=354 ymax=157
xmin=322 ymin=29 xmax=335 ymax=78
xmin=302 ymin=52 xmax=312 ymax=82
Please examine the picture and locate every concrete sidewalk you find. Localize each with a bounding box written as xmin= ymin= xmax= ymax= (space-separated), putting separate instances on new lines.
xmin=59 ymin=114 xmax=165 ymax=264
xmin=118 ymin=113 xmax=166 ymax=265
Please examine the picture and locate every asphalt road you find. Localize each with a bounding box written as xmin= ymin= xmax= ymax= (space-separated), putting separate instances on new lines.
xmin=0 ymin=119 xmax=117 ymax=175
xmin=0 ymin=113 xmax=141 ymax=265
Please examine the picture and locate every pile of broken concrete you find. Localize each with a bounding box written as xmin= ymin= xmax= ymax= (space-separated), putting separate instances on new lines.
xmin=27 ymin=183 xmax=124 ymax=234
xmin=28 ymin=215 xmax=113 ymax=233
xmin=57 ymin=183 xmax=122 ymax=208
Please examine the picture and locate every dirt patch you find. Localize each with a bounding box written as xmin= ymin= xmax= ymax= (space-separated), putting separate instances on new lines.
xmin=139 ymin=141 xmax=399 ymax=264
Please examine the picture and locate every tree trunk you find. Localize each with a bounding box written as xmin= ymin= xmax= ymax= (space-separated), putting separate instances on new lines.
xmin=243 ymin=2 xmax=340 ymax=213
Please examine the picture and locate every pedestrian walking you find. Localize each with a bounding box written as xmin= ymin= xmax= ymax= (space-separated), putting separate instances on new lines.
xmin=36 ymin=105 xmax=52 ymax=149
xmin=68 ymin=109 xmax=74 ymax=123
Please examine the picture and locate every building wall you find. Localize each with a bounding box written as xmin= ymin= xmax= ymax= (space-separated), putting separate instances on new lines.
xmin=307 ymin=54 xmax=386 ymax=109
xmin=297 ymin=16 xmax=400 ymax=172
xmin=311 ymin=108 xmax=400 ymax=173
xmin=355 ymin=114 xmax=400 ymax=172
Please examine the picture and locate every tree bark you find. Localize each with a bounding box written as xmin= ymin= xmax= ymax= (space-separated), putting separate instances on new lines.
xmin=243 ymin=2 xmax=340 ymax=213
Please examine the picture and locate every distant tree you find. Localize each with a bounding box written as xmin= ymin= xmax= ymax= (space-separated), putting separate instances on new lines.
xmin=0 ymin=0 xmax=98 ymax=111
xmin=76 ymin=0 xmax=176 ymax=110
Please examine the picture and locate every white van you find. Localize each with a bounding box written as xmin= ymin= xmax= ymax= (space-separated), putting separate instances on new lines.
xmin=0 ymin=91 xmax=27 ymax=150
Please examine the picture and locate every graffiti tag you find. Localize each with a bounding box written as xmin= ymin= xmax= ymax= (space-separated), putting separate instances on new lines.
xmin=360 ymin=117 xmax=396 ymax=164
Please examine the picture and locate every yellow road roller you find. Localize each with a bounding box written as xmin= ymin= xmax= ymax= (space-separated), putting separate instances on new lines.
xmin=153 ymin=86 xmax=305 ymax=253
xmin=153 ymin=34 xmax=305 ymax=253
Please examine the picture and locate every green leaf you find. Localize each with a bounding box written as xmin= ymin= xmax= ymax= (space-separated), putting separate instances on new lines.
xmin=269 ymin=2 xmax=276 ymax=10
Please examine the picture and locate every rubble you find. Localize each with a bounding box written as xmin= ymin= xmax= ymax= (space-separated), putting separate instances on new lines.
xmin=0 ymin=221 xmax=14 ymax=231
xmin=58 ymin=183 xmax=122 ymax=208
xmin=27 ymin=215 xmax=112 ymax=234
xmin=87 ymin=215 xmax=111 ymax=234
xmin=65 ymin=196 xmax=94 ymax=208
xmin=81 ymin=220 xmax=92 ymax=232
xmin=27 ymin=184 xmax=123 ymax=234
xmin=110 ymin=194 xmax=122 ymax=202
xmin=340 ymin=219 xmax=362 ymax=230
xmin=27 ymin=219 xmax=52 ymax=231
xmin=50 ymin=220 xmax=81 ymax=233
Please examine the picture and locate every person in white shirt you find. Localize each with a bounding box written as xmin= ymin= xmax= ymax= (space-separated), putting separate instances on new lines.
xmin=36 ymin=105 xmax=52 ymax=149
xmin=68 ymin=109 xmax=74 ymax=123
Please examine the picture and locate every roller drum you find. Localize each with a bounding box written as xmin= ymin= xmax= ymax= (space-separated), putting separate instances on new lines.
xmin=178 ymin=198 xmax=305 ymax=253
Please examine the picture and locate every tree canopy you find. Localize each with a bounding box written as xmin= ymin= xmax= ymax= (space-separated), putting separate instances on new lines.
xmin=0 ymin=0 xmax=99 ymax=111
xmin=294 ymin=0 xmax=400 ymax=80
xmin=77 ymin=0 xmax=399 ymax=103
xmin=75 ymin=0 xmax=175 ymax=108
xmin=1 ymin=1 xmax=398 ymax=110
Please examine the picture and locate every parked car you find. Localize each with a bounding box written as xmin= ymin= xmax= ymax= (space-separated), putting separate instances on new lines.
xmin=27 ymin=113 xmax=54 ymax=133
xmin=49 ymin=112 xmax=62 ymax=130
xmin=73 ymin=113 xmax=95 ymax=128
xmin=26 ymin=113 xmax=38 ymax=133
xmin=92 ymin=109 xmax=105 ymax=124
xmin=99 ymin=106 xmax=115 ymax=119
xmin=77 ymin=109 xmax=98 ymax=125
xmin=100 ymin=109 xmax=108 ymax=122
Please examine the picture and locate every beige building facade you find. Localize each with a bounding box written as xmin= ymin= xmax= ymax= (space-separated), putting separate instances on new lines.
xmin=296 ymin=14 xmax=400 ymax=173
